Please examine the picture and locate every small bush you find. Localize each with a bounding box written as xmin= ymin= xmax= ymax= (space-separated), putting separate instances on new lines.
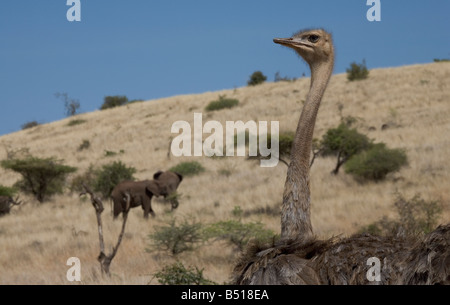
xmin=67 ymin=119 xmax=87 ymax=127
xmin=234 ymin=131 xmax=293 ymax=157
xmin=203 ymin=219 xmax=275 ymax=251
xmin=433 ymin=58 xmax=450 ymax=63
xmin=104 ymin=150 xmax=124 ymax=157
xmin=100 ymin=95 xmax=129 ymax=110
xmin=243 ymin=205 xmax=279 ymax=217
xmin=147 ymin=218 xmax=204 ymax=255
xmin=153 ymin=262 xmax=216 ymax=285
xmin=205 ymin=95 xmax=239 ymax=112
xmin=359 ymin=193 xmax=443 ymax=236
xmin=170 ymin=161 xmax=205 ymax=177
xmin=93 ymin=161 xmax=136 ymax=198
xmin=1 ymin=156 xmax=77 ymax=203
xmin=21 ymin=121 xmax=40 ymax=130
xmin=248 ymin=71 xmax=267 ymax=86
xmin=346 ymin=60 xmax=369 ymax=81
xmin=345 ymin=143 xmax=408 ymax=181
xmin=78 ymin=139 xmax=90 ymax=151
xmin=218 ymin=168 xmax=232 ymax=177
xmin=231 ymin=205 xmax=243 ymax=219
xmin=276 ymin=132 xmax=294 ymax=157
xmin=394 ymin=193 xmax=443 ymax=235
xmin=0 ymin=185 xmax=17 ymax=197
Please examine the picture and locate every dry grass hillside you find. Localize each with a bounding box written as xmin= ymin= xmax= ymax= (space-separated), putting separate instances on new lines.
xmin=0 ymin=62 xmax=449 ymax=284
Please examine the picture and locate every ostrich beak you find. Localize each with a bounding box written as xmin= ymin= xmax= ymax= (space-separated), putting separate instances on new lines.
xmin=274 ymin=37 xmax=310 ymax=49
xmin=273 ymin=37 xmax=294 ymax=45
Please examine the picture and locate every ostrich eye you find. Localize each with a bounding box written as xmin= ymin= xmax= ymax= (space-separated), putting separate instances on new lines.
xmin=308 ymin=35 xmax=319 ymax=43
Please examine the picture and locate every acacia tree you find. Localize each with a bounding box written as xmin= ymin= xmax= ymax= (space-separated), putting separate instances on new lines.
xmin=1 ymin=156 xmax=77 ymax=203
xmin=320 ymin=123 xmax=372 ymax=175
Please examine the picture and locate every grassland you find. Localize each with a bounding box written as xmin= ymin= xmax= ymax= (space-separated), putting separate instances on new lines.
xmin=0 ymin=62 xmax=449 ymax=284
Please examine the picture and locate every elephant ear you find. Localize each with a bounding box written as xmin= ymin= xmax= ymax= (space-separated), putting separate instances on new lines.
xmin=146 ymin=181 xmax=161 ymax=196
xmin=174 ymin=172 xmax=183 ymax=182
xmin=153 ymin=171 xmax=163 ymax=180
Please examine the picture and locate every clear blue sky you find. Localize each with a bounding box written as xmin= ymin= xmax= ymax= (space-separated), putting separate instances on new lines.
xmin=1 ymin=1 xmax=449 ymax=136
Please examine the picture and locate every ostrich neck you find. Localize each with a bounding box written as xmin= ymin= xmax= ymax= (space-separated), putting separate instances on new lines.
xmin=281 ymin=60 xmax=334 ymax=240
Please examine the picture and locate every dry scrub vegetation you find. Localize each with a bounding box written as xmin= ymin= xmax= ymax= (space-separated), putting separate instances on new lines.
xmin=0 ymin=62 xmax=449 ymax=284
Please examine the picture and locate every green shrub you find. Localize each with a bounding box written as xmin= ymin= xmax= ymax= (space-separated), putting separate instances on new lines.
xmin=78 ymin=139 xmax=90 ymax=151
xmin=93 ymin=161 xmax=136 ymax=198
xmin=276 ymin=132 xmax=294 ymax=157
xmin=433 ymin=58 xmax=450 ymax=63
xmin=21 ymin=121 xmax=40 ymax=130
xmin=359 ymin=193 xmax=443 ymax=235
xmin=0 ymin=185 xmax=17 ymax=197
xmin=100 ymin=95 xmax=129 ymax=110
xmin=147 ymin=218 xmax=204 ymax=255
xmin=231 ymin=205 xmax=243 ymax=219
xmin=67 ymin=119 xmax=87 ymax=127
xmin=247 ymin=71 xmax=267 ymax=86
xmin=1 ymin=156 xmax=77 ymax=203
xmin=203 ymin=219 xmax=275 ymax=251
xmin=104 ymin=149 xmax=124 ymax=157
xmin=235 ymin=131 xmax=293 ymax=157
xmin=205 ymin=95 xmax=239 ymax=112
xmin=346 ymin=60 xmax=369 ymax=81
xmin=321 ymin=123 xmax=373 ymax=174
xmin=344 ymin=143 xmax=408 ymax=181
xmin=153 ymin=262 xmax=216 ymax=285
xmin=170 ymin=161 xmax=205 ymax=177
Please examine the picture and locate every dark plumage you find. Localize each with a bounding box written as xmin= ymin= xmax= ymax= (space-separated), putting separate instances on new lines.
xmin=233 ymin=224 xmax=450 ymax=285
xmin=232 ymin=28 xmax=450 ymax=285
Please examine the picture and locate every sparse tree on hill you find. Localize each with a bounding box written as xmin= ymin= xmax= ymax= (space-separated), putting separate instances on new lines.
xmin=320 ymin=123 xmax=372 ymax=175
xmin=55 ymin=92 xmax=80 ymax=117
xmin=1 ymin=156 xmax=77 ymax=203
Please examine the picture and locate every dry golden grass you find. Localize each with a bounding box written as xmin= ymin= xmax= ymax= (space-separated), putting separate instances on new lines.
xmin=0 ymin=62 xmax=449 ymax=284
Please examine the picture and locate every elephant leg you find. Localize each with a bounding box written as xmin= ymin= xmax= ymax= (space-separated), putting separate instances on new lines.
xmin=112 ymin=199 xmax=122 ymax=220
xmin=143 ymin=207 xmax=155 ymax=219
xmin=142 ymin=196 xmax=155 ymax=219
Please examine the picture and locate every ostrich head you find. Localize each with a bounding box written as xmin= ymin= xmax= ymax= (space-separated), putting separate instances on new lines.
xmin=274 ymin=29 xmax=334 ymax=66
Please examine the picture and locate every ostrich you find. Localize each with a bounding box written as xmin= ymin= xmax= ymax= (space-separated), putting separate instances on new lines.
xmin=233 ymin=29 xmax=450 ymax=285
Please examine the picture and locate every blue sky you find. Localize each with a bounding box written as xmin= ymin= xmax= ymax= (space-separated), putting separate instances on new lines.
xmin=0 ymin=1 xmax=449 ymax=136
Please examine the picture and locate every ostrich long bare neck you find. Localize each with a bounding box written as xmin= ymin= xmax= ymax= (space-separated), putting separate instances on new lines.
xmin=281 ymin=58 xmax=334 ymax=240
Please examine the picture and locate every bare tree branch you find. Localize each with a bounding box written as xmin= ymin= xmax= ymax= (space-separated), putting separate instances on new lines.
xmin=80 ymin=184 xmax=130 ymax=276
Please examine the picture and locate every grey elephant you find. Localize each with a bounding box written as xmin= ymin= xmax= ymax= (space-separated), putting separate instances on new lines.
xmin=111 ymin=171 xmax=183 ymax=219
xmin=0 ymin=196 xmax=22 ymax=216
